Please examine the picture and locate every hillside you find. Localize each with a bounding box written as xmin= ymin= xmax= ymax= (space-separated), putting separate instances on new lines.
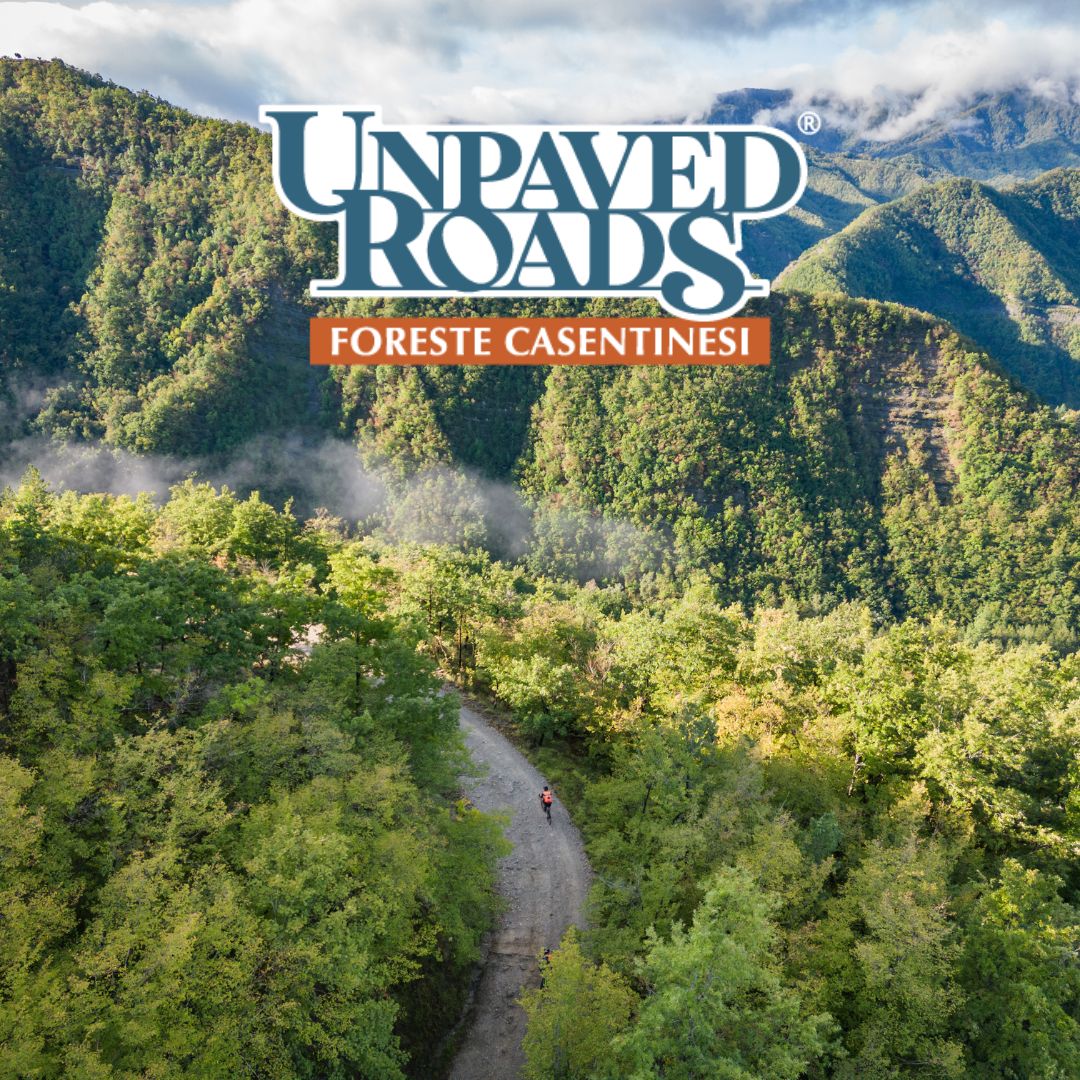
xmin=3 ymin=61 xmax=1080 ymax=1080
xmin=743 ymin=147 xmax=944 ymax=279
xmin=0 ymin=57 xmax=331 ymax=453
xmin=518 ymin=293 xmax=1080 ymax=639
xmin=0 ymin=477 xmax=507 ymax=1077
xmin=321 ymin=292 xmax=1080 ymax=642
xmin=854 ymin=87 xmax=1080 ymax=184
xmin=2 ymin=59 xmax=1080 ymax=640
xmin=0 ymin=59 xmax=554 ymax=482
xmin=778 ymin=170 xmax=1080 ymax=406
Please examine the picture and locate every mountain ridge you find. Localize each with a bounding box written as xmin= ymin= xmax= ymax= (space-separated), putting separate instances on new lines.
xmin=723 ymin=83 xmax=1080 ymax=277
xmin=778 ymin=168 xmax=1080 ymax=406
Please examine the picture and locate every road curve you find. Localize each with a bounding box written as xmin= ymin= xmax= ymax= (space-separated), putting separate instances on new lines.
xmin=449 ymin=702 xmax=592 ymax=1080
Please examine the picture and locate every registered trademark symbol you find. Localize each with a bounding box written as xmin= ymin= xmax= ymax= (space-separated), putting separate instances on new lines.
xmin=797 ymin=110 xmax=822 ymax=136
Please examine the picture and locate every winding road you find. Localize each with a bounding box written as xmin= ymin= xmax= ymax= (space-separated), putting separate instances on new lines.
xmin=449 ymin=703 xmax=592 ymax=1080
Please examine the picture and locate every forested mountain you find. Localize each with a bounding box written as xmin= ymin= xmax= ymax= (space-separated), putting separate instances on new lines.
xmin=743 ymin=148 xmax=944 ymax=280
xmin=779 ymin=170 xmax=1080 ymax=406
xmin=3 ymin=58 xmax=1080 ymax=640
xmin=719 ymin=84 xmax=1080 ymax=277
xmin=320 ymin=291 xmax=1080 ymax=651
xmin=517 ymin=294 xmax=1080 ymax=641
xmin=0 ymin=58 xmax=332 ymax=454
xmin=369 ymin=540 xmax=1080 ymax=1080
xmin=0 ymin=59 xmax=559 ymax=475
xmin=865 ymin=87 xmax=1080 ymax=181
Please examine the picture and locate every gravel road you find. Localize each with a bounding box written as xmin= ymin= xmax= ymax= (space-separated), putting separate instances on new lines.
xmin=448 ymin=702 xmax=592 ymax=1080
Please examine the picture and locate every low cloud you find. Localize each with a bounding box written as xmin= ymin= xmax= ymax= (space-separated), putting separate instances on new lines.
xmin=766 ymin=19 xmax=1080 ymax=142
xmin=0 ymin=432 xmax=385 ymax=518
xmin=0 ymin=435 xmax=193 ymax=502
xmin=0 ymin=431 xmax=661 ymax=580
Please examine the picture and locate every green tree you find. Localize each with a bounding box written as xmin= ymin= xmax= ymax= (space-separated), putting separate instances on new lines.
xmin=810 ymin=792 xmax=966 ymax=1079
xmin=520 ymin=931 xmax=636 ymax=1080
xmin=957 ymin=860 xmax=1080 ymax=1079
xmin=617 ymin=867 xmax=830 ymax=1079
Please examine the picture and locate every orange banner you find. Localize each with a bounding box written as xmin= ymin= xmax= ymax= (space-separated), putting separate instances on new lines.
xmin=310 ymin=317 xmax=770 ymax=366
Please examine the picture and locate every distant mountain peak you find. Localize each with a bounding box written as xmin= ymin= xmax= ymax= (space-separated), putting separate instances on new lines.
xmin=710 ymin=84 xmax=1080 ymax=182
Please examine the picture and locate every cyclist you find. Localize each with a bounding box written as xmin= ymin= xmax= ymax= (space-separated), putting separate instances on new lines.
xmin=540 ymin=947 xmax=553 ymax=988
xmin=539 ymin=785 xmax=554 ymax=823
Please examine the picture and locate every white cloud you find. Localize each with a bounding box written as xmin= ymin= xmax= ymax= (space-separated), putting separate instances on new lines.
xmin=1 ymin=0 xmax=740 ymax=121
xmin=768 ymin=18 xmax=1080 ymax=140
xmin=0 ymin=1 xmax=1077 ymax=137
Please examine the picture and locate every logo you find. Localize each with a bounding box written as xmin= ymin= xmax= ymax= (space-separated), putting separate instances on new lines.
xmin=261 ymin=107 xmax=806 ymax=321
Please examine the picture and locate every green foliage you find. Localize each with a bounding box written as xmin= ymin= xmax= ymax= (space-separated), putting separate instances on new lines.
xmin=808 ymin=792 xmax=966 ymax=1078
xmin=0 ymin=58 xmax=332 ymax=453
xmin=4 ymin=60 xmax=1080 ymax=1080
xmin=617 ymin=867 xmax=830 ymax=1079
xmin=0 ymin=473 xmax=505 ymax=1077
xmin=958 ymin=860 xmax=1080 ymax=1079
xmin=384 ymin=543 xmax=1079 ymax=1076
xmin=520 ymin=931 xmax=636 ymax=1080
xmin=519 ymin=294 xmax=1080 ymax=636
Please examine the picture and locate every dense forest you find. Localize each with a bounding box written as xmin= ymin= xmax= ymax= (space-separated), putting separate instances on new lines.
xmin=4 ymin=475 xmax=1076 ymax=1077
xmin=2 ymin=57 xmax=1080 ymax=1078
xmin=0 ymin=57 xmax=331 ymax=454
xmin=378 ymin=542 xmax=1080 ymax=1079
xmin=517 ymin=294 xmax=1080 ymax=639
xmin=0 ymin=474 xmax=506 ymax=1077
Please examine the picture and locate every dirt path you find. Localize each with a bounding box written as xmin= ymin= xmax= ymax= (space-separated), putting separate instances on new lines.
xmin=449 ymin=703 xmax=592 ymax=1080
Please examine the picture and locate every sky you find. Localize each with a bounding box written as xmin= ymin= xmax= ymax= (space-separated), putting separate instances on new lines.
xmin=1 ymin=1 xmax=1079 ymax=137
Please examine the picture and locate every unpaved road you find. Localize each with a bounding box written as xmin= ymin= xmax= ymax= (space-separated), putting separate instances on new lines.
xmin=449 ymin=703 xmax=592 ymax=1080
